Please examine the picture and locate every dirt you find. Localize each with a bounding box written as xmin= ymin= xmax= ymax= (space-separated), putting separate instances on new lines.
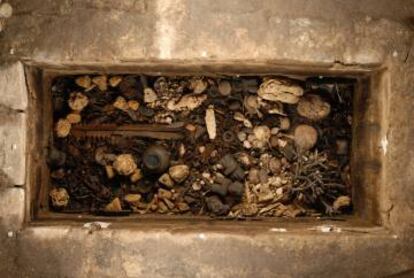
xmin=48 ymin=74 xmax=354 ymax=218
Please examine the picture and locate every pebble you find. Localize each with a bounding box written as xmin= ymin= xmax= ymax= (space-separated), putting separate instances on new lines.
xmin=0 ymin=3 xmax=12 ymax=18
xmin=269 ymin=158 xmax=282 ymax=174
xmin=243 ymin=140 xmax=252 ymax=149
xmin=237 ymin=131 xmax=247 ymax=142
xmin=124 ymin=194 xmax=141 ymax=206
xmin=75 ymin=76 xmax=92 ymax=89
xmin=130 ymin=169 xmax=143 ymax=183
xmin=206 ymin=196 xmax=229 ymax=216
xmin=270 ymin=127 xmax=280 ymax=135
xmin=55 ymin=119 xmax=71 ymax=138
xmin=192 ymin=181 xmax=202 ymax=191
xmin=144 ymin=88 xmax=158 ymax=103
xmin=113 ymin=96 xmax=129 ymax=111
xmin=210 ymin=183 xmax=228 ymax=197
xmin=185 ymin=123 xmax=196 ymax=132
xmin=49 ymin=188 xmax=69 ymax=208
xmin=66 ymin=113 xmax=81 ymax=124
xmin=158 ymin=188 xmax=173 ymax=200
xmin=293 ymin=124 xmax=318 ymax=151
xmin=169 ymin=165 xmax=190 ymax=183
xmin=158 ymin=173 xmax=175 ymax=188
xmin=297 ymin=94 xmax=331 ymax=121
xmin=248 ymin=168 xmax=260 ymax=184
xmin=190 ymin=78 xmax=208 ymax=94
xmin=253 ymin=125 xmax=271 ymax=142
xmin=105 ymin=197 xmax=122 ymax=212
xmin=218 ymin=80 xmax=232 ymax=96
xmin=257 ymin=78 xmax=303 ymax=104
xmin=228 ymin=181 xmax=244 ymax=197
xmin=336 ymin=139 xmax=348 ymax=155
xmin=109 ymin=76 xmax=123 ymax=87
xmin=127 ymin=100 xmax=140 ymax=111
xmin=279 ymin=117 xmax=290 ymax=130
xmin=105 ymin=165 xmax=115 ymax=179
xmin=177 ymin=202 xmax=190 ymax=212
xmin=68 ymin=92 xmax=89 ymax=112
xmin=113 ymin=154 xmax=137 ymax=176
xmin=92 ymin=76 xmax=108 ymax=91
xmin=333 ymin=196 xmax=351 ymax=211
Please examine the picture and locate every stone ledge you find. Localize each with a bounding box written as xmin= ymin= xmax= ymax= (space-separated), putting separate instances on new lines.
xmin=13 ymin=226 xmax=414 ymax=277
xmin=0 ymin=111 xmax=26 ymax=186
xmin=0 ymin=187 xmax=25 ymax=231
xmin=0 ymin=62 xmax=28 ymax=111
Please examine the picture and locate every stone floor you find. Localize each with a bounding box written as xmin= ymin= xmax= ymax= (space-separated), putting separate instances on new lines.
xmin=0 ymin=0 xmax=414 ymax=277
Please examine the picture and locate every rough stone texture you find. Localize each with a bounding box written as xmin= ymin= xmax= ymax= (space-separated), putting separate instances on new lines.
xmin=0 ymin=62 xmax=27 ymax=110
xmin=0 ymin=187 xmax=25 ymax=230
xmin=0 ymin=111 xmax=26 ymax=186
xmin=4 ymin=226 xmax=414 ymax=278
xmin=0 ymin=0 xmax=413 ymax=277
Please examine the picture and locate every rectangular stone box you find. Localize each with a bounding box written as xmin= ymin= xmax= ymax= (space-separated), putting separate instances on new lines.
xmin=24 ymin=63 xmax=386 ymax=228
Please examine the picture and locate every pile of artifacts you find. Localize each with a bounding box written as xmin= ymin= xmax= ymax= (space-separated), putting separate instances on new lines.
xmin=48 ymin=74 xmax=353 ymax=218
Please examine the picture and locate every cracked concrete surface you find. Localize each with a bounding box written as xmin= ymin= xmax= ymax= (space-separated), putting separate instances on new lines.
xmin=0 ymin=0 xmax=414 ymax=277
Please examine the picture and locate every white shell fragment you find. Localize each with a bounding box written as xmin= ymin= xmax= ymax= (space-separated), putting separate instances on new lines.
xmin=258 ymin=78 xmax=304 ymax=104
xmin=113 ymin=154 xmax=137 ymax=176
xmin=297 ymin=94 xmax=331 ymax=121
xmin=205 ymin=105 xmax=217 ymax=140
xmin=169 ymin=165 xmax=190 ymax=183
xmin=68 ymin=92 xmax=89 ymax=112
xmin=166 ymin=94 xmax=207 ymax=111
xmin=49 ymin=188 xmax=69 ymax=208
